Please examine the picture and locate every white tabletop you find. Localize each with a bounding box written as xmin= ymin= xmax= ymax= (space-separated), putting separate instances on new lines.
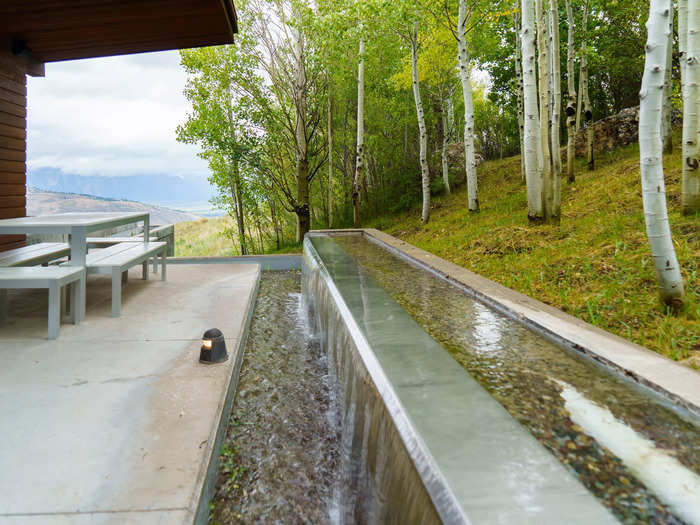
xmin=0 ymin=212 xmax=148 ymax=234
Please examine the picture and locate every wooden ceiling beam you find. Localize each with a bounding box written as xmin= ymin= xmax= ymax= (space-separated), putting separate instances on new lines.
xmin=0 ymin=0 xmax=237 ymax=63
xmin=15 ymin=15 xmax=225 ymax=51
xmin=33 ymin=35 xmax=230 ymax=63
xmin=1 ymin=1 xmax=220 ymax=31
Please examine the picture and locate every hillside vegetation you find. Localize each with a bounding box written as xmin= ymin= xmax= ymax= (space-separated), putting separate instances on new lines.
xmin=367 ymin=140 xmax=698 ymax=365
xmin=175 ymin=217 xmax=239 ymax=256
xmin=175 ymin=217 xmax=300 ymax=256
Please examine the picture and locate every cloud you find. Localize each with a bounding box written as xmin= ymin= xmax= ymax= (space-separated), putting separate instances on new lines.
xmin=27 ymin=50 xmax=209 ymax=178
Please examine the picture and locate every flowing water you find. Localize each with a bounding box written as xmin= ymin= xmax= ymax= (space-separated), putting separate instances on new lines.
xmin=330 ymin=233 xmax=700 ymax=525
xmin=210 ymin=271 xmax=340 ymax=523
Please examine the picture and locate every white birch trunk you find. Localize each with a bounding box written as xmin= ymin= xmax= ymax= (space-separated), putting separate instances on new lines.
xmin=576 ymin=0 xmax=589 ymax=133
xmin=580 ymin=0 xmax=594 ymax=171
xmin=682 ymin=0 xmax=700 ymax=213
xmin=639 ymin=0 xmax=685 ymax=306
xmin=441 ymin=96 xmax=452 ymax=194
xmin=458 ymin=0 xmax=479 ymax=211
xmin=353 ymin=35 xmax=365 ymax=226
xmin=575 ymin=57 xmax=584 ymax=132
xmin=411 ymin=24 xmax=431 ymax=224
xmin=662 ymin=0 xmax=674 ymax=154
xmin=448 ymin=95 xmax=455 ymax=133
xmin=522 ymin=0 xmax=544 ymax=219
xmin=550 ymin=0 xmax=562 ymax=218
xmin=536 ymin=0 xmax=554 ymax=220
xmin=679 ymin=0 xmax=689 ymax=200
xmin=514 ymin=9 xmax=526 ymax=183
xmin=680 ymin=0 xmax=688 ymax=86
xmin=565 ymin=0 xmax=576 ymax=182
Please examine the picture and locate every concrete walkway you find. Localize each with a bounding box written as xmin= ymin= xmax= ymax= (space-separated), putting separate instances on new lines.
xmin=0 ymin=263 xmax=259 ymax=524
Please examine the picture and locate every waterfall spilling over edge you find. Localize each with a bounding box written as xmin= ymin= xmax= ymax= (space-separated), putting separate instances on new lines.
xmin=302 ymin=238 xmax=444 ymax=524
xmin=301 ymin=233 xmax=617 ymax=524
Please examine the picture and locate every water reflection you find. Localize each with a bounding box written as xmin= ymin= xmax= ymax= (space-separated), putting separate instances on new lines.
xmin=473 ymin=302 xmax=503 ymax=353
xmin=556 ymin=379 xmax=700 ymax=524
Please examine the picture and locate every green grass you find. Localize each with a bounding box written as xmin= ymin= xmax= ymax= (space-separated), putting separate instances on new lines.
xmin=367 ymin=138 xmax=699 ymax=365
xmin=175 ymin=216 xmax=301 ymax=256
xmin=175 ymin=217 xmax=241 ymax=256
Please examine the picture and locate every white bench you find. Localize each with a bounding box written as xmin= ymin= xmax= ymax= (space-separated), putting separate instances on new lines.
xmin=86 ymin=237 xmax=164 ymax=273
xmin=66 ymin=242 xmax=167 ymax=317
xmin=0 ymin=243 xmax=70 ymax=267
xmin=86 ymin=236 xmax=158 ymax=248
xmin=0 ymin=266 xmax=85 ymax=339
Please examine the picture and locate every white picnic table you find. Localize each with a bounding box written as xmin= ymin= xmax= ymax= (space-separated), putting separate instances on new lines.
xmin=0 ymin=212 xmax=150 ymax=321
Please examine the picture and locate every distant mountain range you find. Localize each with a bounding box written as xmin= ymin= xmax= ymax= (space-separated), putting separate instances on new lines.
xmin=28 ymin=188 xmax=199 ymax=225
xmin=28 ymin=168 xmax=215 ymax=205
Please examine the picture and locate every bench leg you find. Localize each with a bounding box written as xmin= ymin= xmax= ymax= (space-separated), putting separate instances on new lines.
xmin=61 ymin=285 xmax=68 ymax=320
xmin=70 ymin=276 xmax=83 ymax=325
xmin=152 ymin=255 xmax=158 ymax=274
xmin=79 ymin=274 xmax=87 ymax=323
xmin=48 ymin=283 xmax=60 ymax=339
xmin=161 ymin=250 xmax=167 ymax=281
xmin=0 ymin=289 xmax=7 ymax=322
xmin=142 ymin=260 xmax=149 ymax=280
xmin=112 ymin=269 xmax=122 ymax=317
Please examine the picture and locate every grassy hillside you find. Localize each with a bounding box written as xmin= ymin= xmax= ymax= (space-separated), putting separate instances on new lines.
xmin=28 ymin=188 xmax=199 ymax=225
xmin=367 ymin=138 xmax=698 ymax=365
xmin=175 ymin=217 xmax=240 ymax=256
xmin=175 ymin=217 xmax=300 ymax=256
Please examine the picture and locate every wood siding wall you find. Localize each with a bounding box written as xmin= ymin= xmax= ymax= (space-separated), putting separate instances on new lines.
xmin=0 ymin=58 xmax=26 ymax=252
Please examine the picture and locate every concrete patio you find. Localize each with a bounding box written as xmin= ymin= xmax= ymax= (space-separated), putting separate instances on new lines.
xmin=0 ymin=263 xmax=259 ymax=524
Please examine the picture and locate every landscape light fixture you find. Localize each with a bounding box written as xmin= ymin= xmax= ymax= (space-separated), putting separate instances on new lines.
xmin=199 ymin=328 xmax=228 ymax=364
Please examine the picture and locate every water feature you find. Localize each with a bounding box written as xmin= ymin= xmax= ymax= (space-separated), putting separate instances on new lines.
xmin=324 ymin=232 xmax=699 ymax=524
xmin=210 ymin=272 xmax=340 ymax=523
xmin=304 ymin=234 xmax=616 ymax=524
xmin=213 ymin=235 xmax=699 ymax=524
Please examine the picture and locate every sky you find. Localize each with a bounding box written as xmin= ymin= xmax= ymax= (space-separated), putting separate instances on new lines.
xmin=26 ymin=50 xmax=209 ymax=179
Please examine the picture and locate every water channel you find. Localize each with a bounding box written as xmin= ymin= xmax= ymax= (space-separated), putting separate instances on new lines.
xmin=212 ymin=234 xmax=699 ymax=524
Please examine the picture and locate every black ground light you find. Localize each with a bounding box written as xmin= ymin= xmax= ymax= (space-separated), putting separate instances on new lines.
xmin=200 ymin=328 xmax=228 ymax=364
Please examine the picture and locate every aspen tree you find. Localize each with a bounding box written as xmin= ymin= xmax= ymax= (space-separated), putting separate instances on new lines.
xmin=410 ymin=23 xmax=431 ymax=224
xmin=514 ymin=8 xmax=526 ymax=183
xmin=458 ymin=0 xmax=479 ymax=211
xmin=441 ymin=94 xmax=453 ymax=194
xmin=353 ymin=34 xmax=365 ymax=226
xmin=536 ymin=0 xmax=554 ymax=219
xmin=565 ymin=0 xmax=576 ymax=182
xmin=580 ymin=0 xmax=594 ymax=171
xmin=549 ymin=0 xmax=562 ymax=218
xmin=682 ymin=0 xmax=700 ymax=213
xmin=522 ymin=0 xmax=545 ymax=220
xmin=661 ymin=0 xmax=674 ymax=154
xmin=227 ymin=107 xmax=249 ymax=254
xmin=328 ymin=74 xmax=334 ymax=228
xmin=576 ymin=0 xmax=589 ymax=133
xmin=291 ymin=14 xmax=311 ymax=241
xmin=639 ymin=0 xmax=685 ymax=306
xmin=680 ymin=0 xmax=688 ymax=85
